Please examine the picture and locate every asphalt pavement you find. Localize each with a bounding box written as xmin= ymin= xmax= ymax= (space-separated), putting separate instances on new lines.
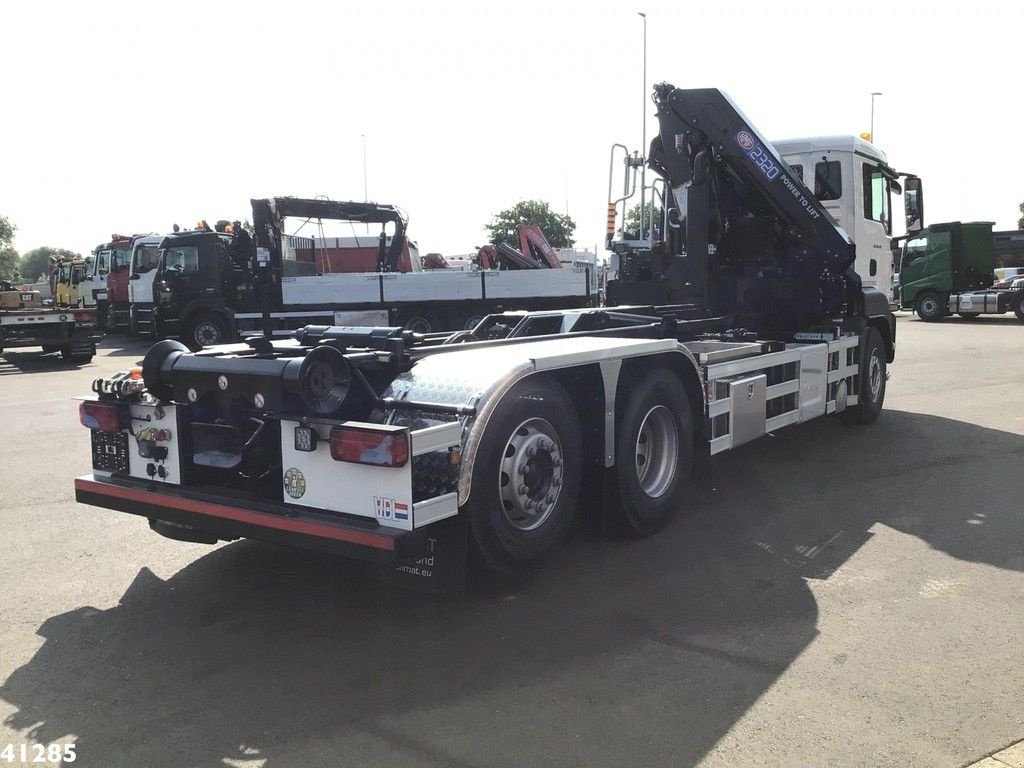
xmin=0 ymin=315 xmax=1022 ymax=768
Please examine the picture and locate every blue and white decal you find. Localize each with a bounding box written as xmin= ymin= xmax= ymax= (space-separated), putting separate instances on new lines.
xmin=735 ymin=130 xmax=781 ymax=181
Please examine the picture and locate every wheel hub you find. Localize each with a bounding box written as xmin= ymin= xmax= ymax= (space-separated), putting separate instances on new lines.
xmin=868 ymin=350 xmax=882 ymax=400
xmin=499 ymin=418 xmax=563 ymax=531
xmin=635 ymin=405 xmax=679 ymax=498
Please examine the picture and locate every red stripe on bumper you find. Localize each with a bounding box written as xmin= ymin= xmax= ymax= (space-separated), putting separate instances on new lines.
xmin=74 ymin=477 xmax=394 ymax=551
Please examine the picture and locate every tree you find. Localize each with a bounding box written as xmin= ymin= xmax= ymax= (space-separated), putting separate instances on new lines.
xmin=486 ymin=200 xmax=575 ymax=249
xmin=624 ymin=203 xmax=665 ymax=239
xmin=20 ymin=247 xmax=81 ymax=283
xmin=0 ymin=215 xmax=18 ymax=283
xmin=1018 ymin=201 xmax=1024 ymax=230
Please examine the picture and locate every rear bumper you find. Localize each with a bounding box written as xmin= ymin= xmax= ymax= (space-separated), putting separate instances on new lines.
xmin=0 ymin=318 xmax=100 ymax=348
xmin=75 ymin=474 xmax=405 ymax=562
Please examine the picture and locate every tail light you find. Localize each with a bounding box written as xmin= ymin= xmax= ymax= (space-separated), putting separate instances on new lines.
xmin=79 ymin=401 xmax=128 ymax=432
xmin=329 ymin=426 xmax=409 ymax=467
xmin=73 ymin=309 xmax=96 ymax=322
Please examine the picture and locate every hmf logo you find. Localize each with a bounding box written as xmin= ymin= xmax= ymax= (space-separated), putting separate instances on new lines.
xmin=375 ymin=496 xmax=409 ymax=521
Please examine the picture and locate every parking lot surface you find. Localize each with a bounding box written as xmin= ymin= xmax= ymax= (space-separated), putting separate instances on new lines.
xmin=1 ymin=315 xmax=1022 ymax=767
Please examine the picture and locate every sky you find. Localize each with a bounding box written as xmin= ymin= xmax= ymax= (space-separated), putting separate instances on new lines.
xmin=1 ymin=0 xmax=1021 ymax=261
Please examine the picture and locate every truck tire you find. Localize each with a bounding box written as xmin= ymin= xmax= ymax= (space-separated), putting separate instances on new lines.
xmin=840 ymin=327 xmax=886 ymax=425
xmin=60 ymin=343 xmax=95 ymax=365
xmin=915 ymin=292 xmax=945 ymax=322
xmin=400 ymin=312 xmax=437 ymax=334
xmin=610 ymin=368 xmax=693 ymax=537
xmin=1014 ymin=292 xmax=1024 ymax=321
xmin=185 ymin=313 xmax=229 ymax=350
xmin=461 ymin=375 xmax=582 ymax=575
xmin=462 ymin=314 xmax=486 ymax=331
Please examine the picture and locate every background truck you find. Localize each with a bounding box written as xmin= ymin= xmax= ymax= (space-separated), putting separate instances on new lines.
xmin=128 ymin=234 xmax=166 ymax=335
xmin=897 ymin=221 xmax=1024 ymax=321
xmin=103 ymin=234 xmax=142 ymax=332
xmin=151 ymin=199 xmax=593 ymax=348
xmin=0 ymin=282 xmax=100 ymax=363
xmin=75 ymin=84 xmax=900 ymax=589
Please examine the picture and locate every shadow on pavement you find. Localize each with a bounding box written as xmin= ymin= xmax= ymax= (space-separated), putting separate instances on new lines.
xmin=2 ymin=410 xmax=1022 ymax=767
xmin=0 ymin=351 xmax=90 ymax=374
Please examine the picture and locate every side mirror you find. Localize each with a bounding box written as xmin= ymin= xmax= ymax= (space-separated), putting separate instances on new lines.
xmin=904 ymin=176 xmax=924 ymax=233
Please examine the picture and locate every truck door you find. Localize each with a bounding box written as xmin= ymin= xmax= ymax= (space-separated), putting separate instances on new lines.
xmin=129 ymin=243 xmax=161 ymax=304
xmin=859 ymin=161 xmax=894 ymax=298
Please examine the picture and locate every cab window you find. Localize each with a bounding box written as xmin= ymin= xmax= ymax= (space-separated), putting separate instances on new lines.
xmin=902 ymin=231 xmax=949 ymax=269
xmin=112 ymin=248 xmax=131 ymax=272
xmin=863 ymin=166 xmax=891 ymax=235
xmin=162 ymin=246 xmax=201 ymax=274
xmin=814 ymin=161 xmax=842 ymax=201
xmin=134 ymin=246 xmax=161 ymax=274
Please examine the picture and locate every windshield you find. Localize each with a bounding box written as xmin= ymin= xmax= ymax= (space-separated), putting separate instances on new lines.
xmin=133 ymin=245 xmax=161 ymax=274
xmin=161 ymin=245 xmax=201 ymax=274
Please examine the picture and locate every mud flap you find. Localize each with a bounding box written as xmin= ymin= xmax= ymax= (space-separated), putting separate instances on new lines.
xmin=384 ymin=514 xmax=469 ymax=595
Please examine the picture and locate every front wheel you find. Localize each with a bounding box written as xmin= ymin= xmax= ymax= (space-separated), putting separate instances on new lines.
xmin=611 ymin=368 xmax=693 ymax=537
xmin=185 ymin=313 xmax=230 ymax=350
xmin=1013 ymin=292 xmax=1024 ymax=321
xmin=461 ymin=375 xmax=582 ymax=575
xmin=840 ymin=327 xmax=886 ymax=425
xmin=915 ymin=292 xmax=945 ymax=322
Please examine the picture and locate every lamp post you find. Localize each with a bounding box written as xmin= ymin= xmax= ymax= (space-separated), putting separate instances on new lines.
xmin=361 ymin=133 xmax=369 ymax=233
xmin=870 ymin=92 xmax=882 ymax=143
xmin=638 ymin=11 xmax=647 ymax=242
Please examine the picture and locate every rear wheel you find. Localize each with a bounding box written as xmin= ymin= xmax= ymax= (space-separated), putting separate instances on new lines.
xmin=400 ymin=312 xmax=437 ymax=334
xmin=915 ymin=291 xmax=945 ymax=322
xmin=840 ymin=327 xmax=886 ymax=425
xmin=185 ymin=312 xmax=229 ymax=350
xmin=611 ymin=368 xmax=693 ymax=537
xmin=60 ymin=343 xmax=95 ymax=364
xmin=461 ymin=375 xmax=581 ymax=575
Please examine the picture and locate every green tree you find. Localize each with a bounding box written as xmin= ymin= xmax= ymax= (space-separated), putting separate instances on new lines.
xmin=20 ymin=247 xmax=81 ymax=283
xmin=0 ymin=215 xmax=18 ymax=283
xmin=486 ymin=200 xmax=575 ymax=249
xmin=624 ymin=203 xmax=665 ymax=238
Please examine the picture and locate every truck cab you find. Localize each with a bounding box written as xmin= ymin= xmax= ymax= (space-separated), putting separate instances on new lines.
xmin=153 ymin=231 xmax=249 ymax=347
xmin=54 ymin=258 xmax=88 ymax=307
xmin=104 ymin=237 xmax=135 ymax=332
xmin=128 ymin=235 xmax=164 ymax=335
xmin=773 ymin=136 xmax=899 ymax=304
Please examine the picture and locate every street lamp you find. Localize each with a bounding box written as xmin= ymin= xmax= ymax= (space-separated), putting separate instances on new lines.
xmin=870 ymin=92 xmax=883 ymax=143
xmin=638 ymin=11 xmax=647 ymax=241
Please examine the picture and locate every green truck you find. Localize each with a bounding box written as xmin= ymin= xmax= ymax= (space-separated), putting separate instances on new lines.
xmin=897 ymin=221 xmax=1024 ymax=321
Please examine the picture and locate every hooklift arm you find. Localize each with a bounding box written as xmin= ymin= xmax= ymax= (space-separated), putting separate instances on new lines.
xmin=645 ymin=84 xmax=861 ymax=324
xmin=250 ymin=198 xmax=408 ymax=274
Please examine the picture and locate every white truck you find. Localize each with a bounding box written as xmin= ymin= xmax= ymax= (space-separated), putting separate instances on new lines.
xmin=73 ymin=85 xmax=906 ymax=589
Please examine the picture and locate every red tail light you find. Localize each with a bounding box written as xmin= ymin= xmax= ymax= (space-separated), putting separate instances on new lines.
xmin=79 ymin=401 xmax=127 ymax=432
xmin=329 ymin=426 xmax=409 ymax=467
